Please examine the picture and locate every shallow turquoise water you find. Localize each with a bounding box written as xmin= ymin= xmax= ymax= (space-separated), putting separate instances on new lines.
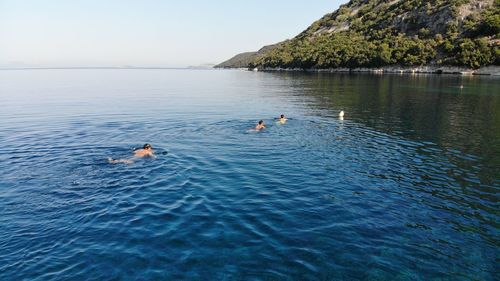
xmin=0 ymin=69 xmax=498 ymax=280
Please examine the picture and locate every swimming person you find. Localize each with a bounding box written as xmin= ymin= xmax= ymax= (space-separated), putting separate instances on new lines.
xmin=133 ymin=143 xmax=155 ymax=158
xmin=255 ymin=120 xmax=265 ymax=130
xmin=108 ymin=143 xmax=156 ymax=164
xmin=278 ymin=114 xmax=288 ymax=124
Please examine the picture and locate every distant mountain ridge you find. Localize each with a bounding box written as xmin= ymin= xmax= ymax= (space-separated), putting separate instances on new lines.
xmin=215 ymin=44 xmax=280 ymax=68
xmin=216 ymin=0 xmax=499 ymax=70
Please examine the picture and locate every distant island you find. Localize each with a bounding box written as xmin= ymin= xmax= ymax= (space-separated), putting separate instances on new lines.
xmin=187 ymin=63 xmax=216 ymax=69
xmin=216 ymin=0 xmax=499 ymax=74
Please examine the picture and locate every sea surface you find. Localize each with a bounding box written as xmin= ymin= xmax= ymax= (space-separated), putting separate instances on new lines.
xmin=0 ymin=69 xmax=498 ymax=280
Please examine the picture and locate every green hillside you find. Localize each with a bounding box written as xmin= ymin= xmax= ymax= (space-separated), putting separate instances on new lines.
xmin=215 ymin=44 xmax=280 ymax=68
xmin=220 ymin=0 xmax=499 ymax=69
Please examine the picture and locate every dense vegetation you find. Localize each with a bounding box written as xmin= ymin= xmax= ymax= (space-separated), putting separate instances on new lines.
xmin=242 ymin=0 xmax=500 ymax=69
xmin=215 ymin=44 xmax=279 ymax=68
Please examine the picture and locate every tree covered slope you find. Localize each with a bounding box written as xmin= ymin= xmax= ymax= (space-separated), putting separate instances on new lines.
xmin=215 ymin=44 xmax=280 ymax=68
xmin=220 ymin=0 xmax=499 ymax=69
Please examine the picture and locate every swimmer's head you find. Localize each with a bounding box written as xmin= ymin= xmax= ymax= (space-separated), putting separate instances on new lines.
xmin=258 ymin=120 xmax=263 ymax=125
xmin=280 ymin=114 xmax=284 ymax=118
xmin=143 ymin=143 xmax=152 ymax=150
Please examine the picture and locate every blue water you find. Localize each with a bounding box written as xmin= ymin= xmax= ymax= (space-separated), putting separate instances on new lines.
xmin=0 ymin=69 xmax=498 ymax=280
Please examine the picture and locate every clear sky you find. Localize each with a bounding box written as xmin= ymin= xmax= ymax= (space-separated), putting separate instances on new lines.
xmin=0 ymin=0 xmax=345 ymax=68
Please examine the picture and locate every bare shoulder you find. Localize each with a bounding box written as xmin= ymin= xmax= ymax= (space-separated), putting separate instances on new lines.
xmin=134 ymin=149 xmax=146 ymax=157
xmin=134 ymin=148 xmax=156 ymax=158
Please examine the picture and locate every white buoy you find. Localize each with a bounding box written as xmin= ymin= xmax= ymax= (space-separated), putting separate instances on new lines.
xmin=339 ymin=111 xmax=344 ymax=118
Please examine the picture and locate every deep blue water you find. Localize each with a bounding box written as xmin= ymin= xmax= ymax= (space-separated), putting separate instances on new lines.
xmin=0 ymin=69 xmax=498 ymax=280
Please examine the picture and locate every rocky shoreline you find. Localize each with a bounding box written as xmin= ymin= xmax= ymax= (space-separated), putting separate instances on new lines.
xmin=253 ymin=65 xmax=500 ymax=76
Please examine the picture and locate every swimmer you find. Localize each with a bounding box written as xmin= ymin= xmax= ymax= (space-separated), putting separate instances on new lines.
xmin=133 ymin=143 xmax=155 ymax=158
xmin=255 ymin=120 xmax=265 ymax=130
xmin=278 ymin=114 xmax=288 ymax=124
xmin=108 ymin=143 xmax=156 ymax=164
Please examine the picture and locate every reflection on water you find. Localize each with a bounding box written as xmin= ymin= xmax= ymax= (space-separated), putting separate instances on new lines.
xmin=0 ymin=69 xmax=498 ymax=280
xmin=273 ymin=72 xmax=500 ymax=175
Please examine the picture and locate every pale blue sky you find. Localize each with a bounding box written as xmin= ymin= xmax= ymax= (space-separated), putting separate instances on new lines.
xmin=0 ymin=0 xmax=345 ymax=67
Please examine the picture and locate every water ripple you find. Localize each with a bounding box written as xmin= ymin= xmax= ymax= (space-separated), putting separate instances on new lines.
xmin=0 ymin=70 xmax=498 ymax=280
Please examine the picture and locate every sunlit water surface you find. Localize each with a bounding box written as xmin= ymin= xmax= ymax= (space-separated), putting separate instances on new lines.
xmin=0 ymin=69 xmax=498 ymax=280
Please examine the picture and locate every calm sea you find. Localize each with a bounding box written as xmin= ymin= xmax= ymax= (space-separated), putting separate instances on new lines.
xmin=0 ymin=69 xmax=498 ymax=280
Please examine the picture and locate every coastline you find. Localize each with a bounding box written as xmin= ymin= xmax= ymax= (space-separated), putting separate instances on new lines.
xmin=252 ymin=65 xmax=500 ymax=76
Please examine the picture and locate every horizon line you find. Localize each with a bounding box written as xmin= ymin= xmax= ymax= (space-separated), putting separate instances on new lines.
xmin=0 ymin=66 xmax=218 ymax=70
